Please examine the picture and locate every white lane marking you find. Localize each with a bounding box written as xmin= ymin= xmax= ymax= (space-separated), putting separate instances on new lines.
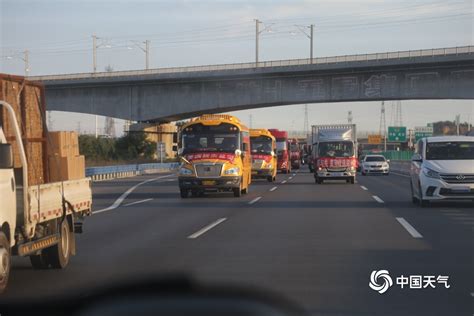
xmin=372 ymin=195 xmax=384 ymax=203
xmin=248 ymin=196 xmax=262 ymax=205
xmin=166 ymin=178 xmax=176 ymax=182
xmin=282 ymin=180 xmax=287 ymax=184
xmin=470 ymin=292 xmax=474 ymax=297
xmin=292 ymin=173 xmax=296 ymax=176
xmin=360 ymin=185 xmax=368 ymax=191
xmin=390 ymin=171 xmax=410 ymax=178
xmin=396 ymin=217 xmax=423 ymax=238
xmin=123 ymin=198 xmax=153 ymax=207
xmin=93 ymin=174 xmax=173 ymax=214
xmin=270 ymin=186 xmax=278 ymax=192
xmin=188 ymin=218 xmax=227 ymax=239
xmin=289 ymin=177 xmax=293 ymax=180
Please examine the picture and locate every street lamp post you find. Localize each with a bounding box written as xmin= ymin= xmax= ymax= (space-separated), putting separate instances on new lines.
xmin=254 ymin=19 xmax=274 ymax=67
xmin=294 ymin=24 xmax=315 ymax=63
xmin=129 ymin=40 xmax=151 ymax=70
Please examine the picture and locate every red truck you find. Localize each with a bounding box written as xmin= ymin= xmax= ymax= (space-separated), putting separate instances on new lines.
xmin=289 ymin=138 xmax=301 ymax=169
xmin=268 ymin=129 xmax=291 ymax=174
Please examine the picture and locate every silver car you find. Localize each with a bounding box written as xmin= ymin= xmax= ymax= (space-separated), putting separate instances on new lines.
xmin=361 ymin=155 xmax=390 ymax=175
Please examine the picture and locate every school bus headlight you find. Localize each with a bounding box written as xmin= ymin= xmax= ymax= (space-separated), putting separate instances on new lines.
xmin=265 ymin=163 xmax=273 ymax=169
xmin=179 ymin=167 xmax=193 ymax=175
xmin=224 ymin=167 xmax=240 ymax=175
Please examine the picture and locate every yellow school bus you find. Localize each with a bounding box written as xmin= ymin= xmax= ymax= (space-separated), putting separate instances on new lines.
xmin=178 ymin=114 xmax=252 ymax=198
xmin=250 ymin=129 xmax=277 ymax=182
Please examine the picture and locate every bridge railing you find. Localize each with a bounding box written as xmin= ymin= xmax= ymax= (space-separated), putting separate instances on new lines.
xmin=29 ymin=45 xmax=474 ymax=81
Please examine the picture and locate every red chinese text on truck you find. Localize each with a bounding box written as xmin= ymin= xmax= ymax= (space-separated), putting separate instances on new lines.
xmin=289 ymin=138 xmax=301 ymax=169
xmin=268 ymin=129 xmax=291 ymax=174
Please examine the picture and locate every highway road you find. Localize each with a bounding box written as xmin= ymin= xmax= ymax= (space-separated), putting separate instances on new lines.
xmin=3 ymin=167 xmax=473 ymax=315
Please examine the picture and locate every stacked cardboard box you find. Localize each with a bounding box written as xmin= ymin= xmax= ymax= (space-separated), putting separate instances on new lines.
xmin=48 ymin=131 xmax=85 ymax=181
xmin=0 ymin=74 xmax=48 ymax=185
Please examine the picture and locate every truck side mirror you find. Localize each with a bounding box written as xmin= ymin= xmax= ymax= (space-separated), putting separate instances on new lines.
xmin=0 ymin=144 xmax=13 ymax=169
xmin=172 ymin=145 xmax=178 ymax=152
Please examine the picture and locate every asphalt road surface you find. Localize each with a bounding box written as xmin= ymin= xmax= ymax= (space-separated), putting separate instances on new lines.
xmin=3 ymin=167 xmax=473 ymax=315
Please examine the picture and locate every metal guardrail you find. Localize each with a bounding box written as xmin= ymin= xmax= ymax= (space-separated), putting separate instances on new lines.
xmin=29 ymin=45 xmax=474 ymax=81
xmin=86 ymin=162 xmax=179 ymax=181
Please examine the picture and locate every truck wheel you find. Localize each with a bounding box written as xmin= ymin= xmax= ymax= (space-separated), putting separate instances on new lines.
xmin=350 ymin=177 xmax=355 ymax=184
xmin=180 ymin=189 xmax=189 ymax=198
xmin=267 ymin=176 xmax=273 ymax=182
xmin=0 ymin=232 xmax=10 ymax=293
xmin=48 ymin=220 xmax=72 ymax=269
xmin=30 ymin=252 xmax=50 ymax=269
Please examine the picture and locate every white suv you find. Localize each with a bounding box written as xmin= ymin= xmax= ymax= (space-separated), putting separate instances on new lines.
xmin=360 ymin=155 xmax=390 ymax=175
xmin=410 ymin=136 xmax=474 ymax=206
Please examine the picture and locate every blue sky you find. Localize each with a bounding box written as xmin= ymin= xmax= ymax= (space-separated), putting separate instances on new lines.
xmin=1 ymin=0 xmax=473 ymax=135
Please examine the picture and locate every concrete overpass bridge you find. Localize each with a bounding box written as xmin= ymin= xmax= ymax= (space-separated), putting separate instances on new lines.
xmin=30 ymin=46 xmax=474 ymax=122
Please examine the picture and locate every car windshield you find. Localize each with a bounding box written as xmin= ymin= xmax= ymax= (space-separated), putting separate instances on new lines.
xmin=365 ymin=156 xmax=386 ymax=162
xmin=182 ymin=123 xmax=240 ymax=154
xmin=251 ymin=136 xmax=273 ymax=155
xmin=319 ymin=141 xmax=354 ymax=157
xmin=426 ymin=141 xmax=474 ymax=160
xmin=276 ymin=138 xmax=287 ymax=151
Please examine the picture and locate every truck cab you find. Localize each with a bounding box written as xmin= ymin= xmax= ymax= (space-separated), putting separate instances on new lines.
xmin=178 ymin=114 xmax=251 ymax=198
xmin=289 ymin=138 xmax=301 ymax=170
xmin=268 ymin=129 xmax=291 ymax=174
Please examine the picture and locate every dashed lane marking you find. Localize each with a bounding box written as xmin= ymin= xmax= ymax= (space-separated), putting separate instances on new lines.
xmin=187 ymin=218 xmax=227 ymax=239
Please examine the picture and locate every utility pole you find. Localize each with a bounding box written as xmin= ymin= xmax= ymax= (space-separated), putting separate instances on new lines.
xmin=455 ymin=114 xmax=460 ymax=135
xmin=347 ymin=110 xmax=353 ymax=124
xmin=249 ymin=114 xmax=253 ymax=128
xmin=379 ymin=101 xmax=387 ymax=152
xmin=294 ymin=24 xmax=315 ymax=63
xmin=145 ymin=40 xmax=150 ymax=70
xmin=92 ymin=34 xmax=97 ymax=73
xmin=310 ymin=24 xmax=314 ymax=63
xmin=255 ymin=19 xmax=260 ymax=66
xmin=303 ymin=104 xmax=309 ymax=137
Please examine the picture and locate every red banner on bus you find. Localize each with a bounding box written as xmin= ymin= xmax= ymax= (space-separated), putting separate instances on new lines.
xmin=185 ymin=152 xmax=235 ymax=162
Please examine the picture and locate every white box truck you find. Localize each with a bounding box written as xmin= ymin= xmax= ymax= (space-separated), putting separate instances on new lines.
xmin=311 ymin=124 xmax=358 ymax=184
xmin=0 ymin=100 xmax=92 ymax=292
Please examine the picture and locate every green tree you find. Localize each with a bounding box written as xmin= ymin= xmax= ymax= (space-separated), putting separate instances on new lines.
xmin=114 ymin=132 xmax=156 ymax=160
xmin=79 ymin=135 xmax=116 ymax=161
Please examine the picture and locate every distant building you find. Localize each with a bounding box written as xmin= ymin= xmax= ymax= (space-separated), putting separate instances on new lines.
xmin=129 ymin=122 xmax=177 ymax=159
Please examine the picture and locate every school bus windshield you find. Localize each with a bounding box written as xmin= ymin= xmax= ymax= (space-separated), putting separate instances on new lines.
xmin=251 ymin=136 xmax=273 ymax=155
xmin=182 ymin=123 xmax=240 ymax=154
